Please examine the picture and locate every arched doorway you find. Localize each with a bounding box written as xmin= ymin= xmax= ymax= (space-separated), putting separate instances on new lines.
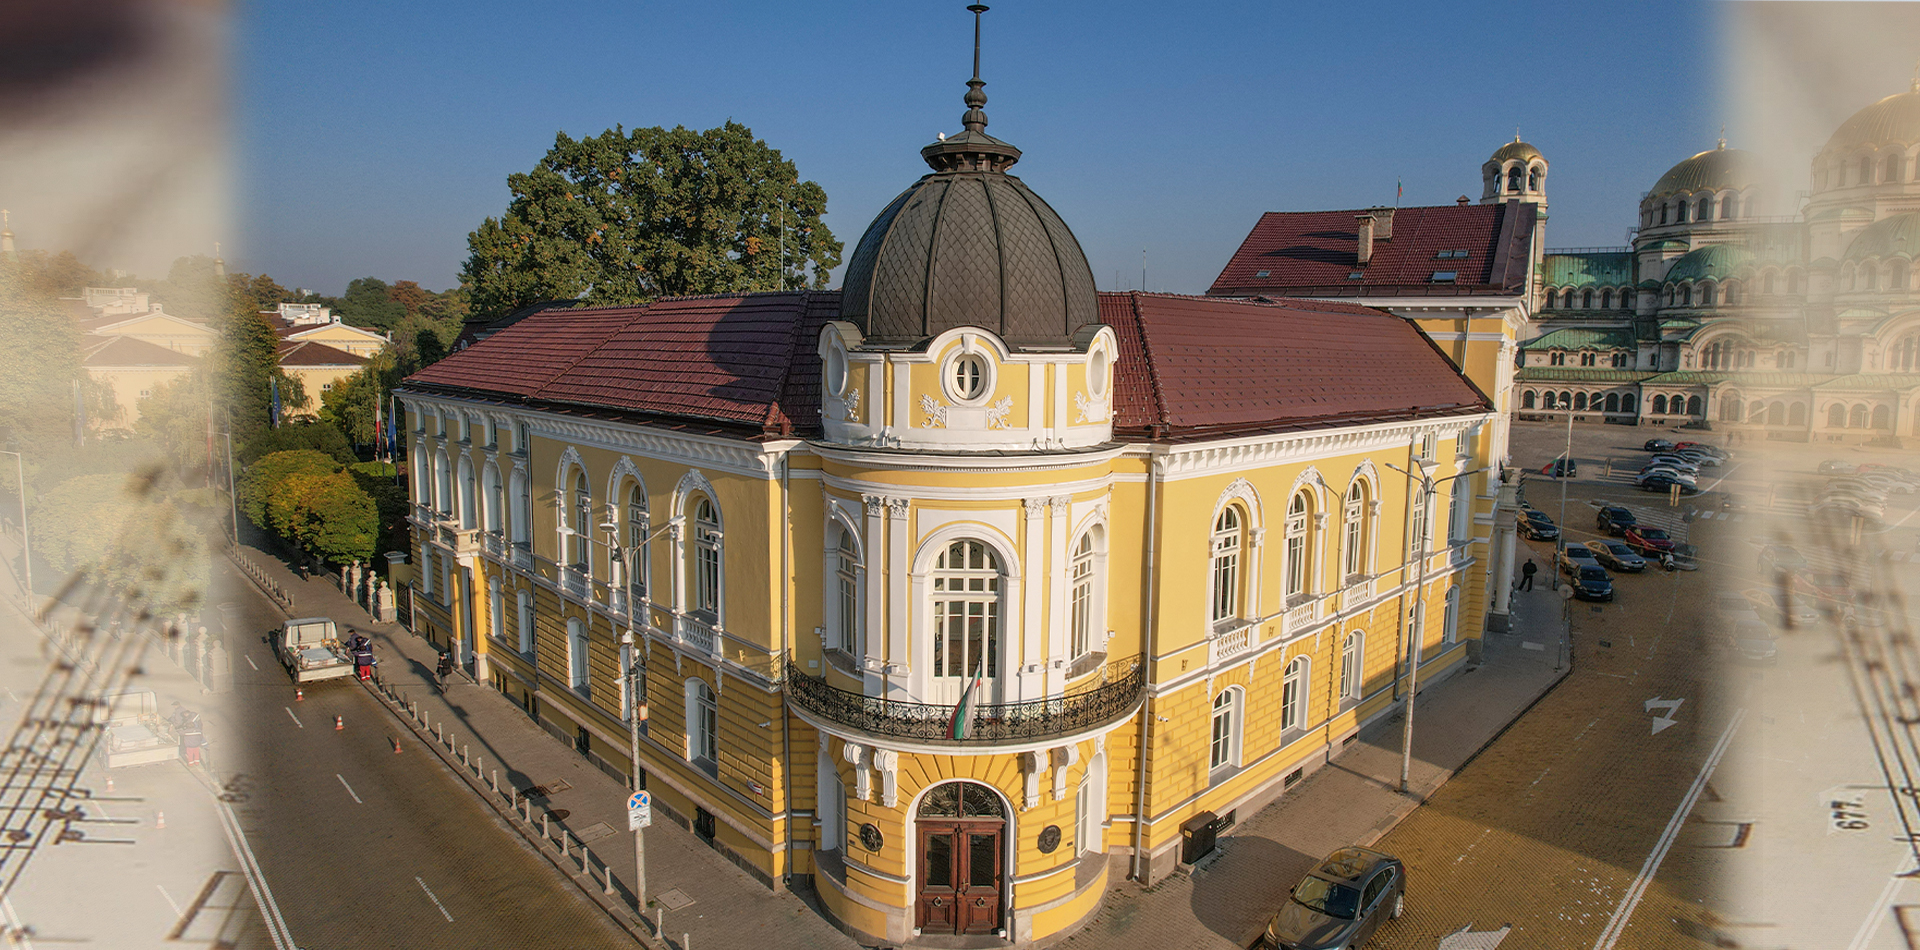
xmin=916 ymin=781 xmax=1007 ymax=935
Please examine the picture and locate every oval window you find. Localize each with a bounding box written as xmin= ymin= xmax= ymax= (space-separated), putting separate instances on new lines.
xmin=824 ymin=347 xmax=848 ymax=397
xmin=1088 ymin=347 xmax=1110 ymax=397
xmin=949 ymin=354 xmax=989 ymax=402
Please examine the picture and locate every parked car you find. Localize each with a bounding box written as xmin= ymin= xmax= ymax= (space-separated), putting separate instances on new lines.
xmin=1644 ymin=438 xmax=1676 ymax=452
xmin=1587 ymin=539 xmax=1647 ymax=572
xmin=1714 ymin=590 xmax=1758 ymax=618
xmin=1558 ymin=545 xmax=1601 ymax=575
xmin=1638 ymin=474 xmax=1700 ymax=495
xmin=1844 ymin=593 xmax=1889 ymax=630
xmin=1818 ymin=459 xmax=1858 ymax=475
xmin=1855 ymin=472 xmax=1914 ymax=494
xmin=1518 ymin=509 xmax=1560 ymax=541
xmin=1570 ymin=565 xmax=1615 ymax=601
xmin=1623 ymin=525 xmax=1676 ymax=554
xmin=1667 ymin=543 xmax=1699 ymax=571
xmin=1723 ymin=619 xmax=1778 ymax=665
xmin=1717 ymin=492 xmax=1745 ymax=510
xmin=1254 ymin=847 xmax=1405 ymax=950
xmin=1823 ymin=480 xmax=1888 ymax=504
xmin=1541 ymin=457 xmax=1578 ymax=478
xmin=1595 ymin=505 xmax=1638 ymax=535
xmin=1646 ymin=455 xmax=1701 ymax=475
xmin=1637 ymin=467 xmax=1698 ymax=486
xmin=1757 ymin=544 xmax=1809 ymax=575
xmin=1675 ymin=441 xmax=1728 ymax=458
xmin=1745 ymin=587 xmax=1822 ymax=628
xmin=1795 ymin=572 xmax=1853 ymax=604
xmin=1675 ymin=450 xmax=1721 ymax=467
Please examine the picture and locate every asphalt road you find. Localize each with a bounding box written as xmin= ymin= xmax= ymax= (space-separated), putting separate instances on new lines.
xmin=216 ymin=565 xmax=636 ymax=950
xmin=1355 ymin=421 xmax=1743 ymax=949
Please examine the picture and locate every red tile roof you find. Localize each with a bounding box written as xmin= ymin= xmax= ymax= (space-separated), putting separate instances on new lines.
xmin=1101 ymin=292 xmax=1489 ymax=440
xmin=1206 ymin=202 xmax=1535 ymax=298
xmin=403 ymin=292 xmax=837 ymax=437
xmin=277 ymin=340 xmax=368 ymax=367
xmin=80 ymin=334 xmax=200 ymax=368
xmin=404 ymin=290 xmax=1485 ymax=443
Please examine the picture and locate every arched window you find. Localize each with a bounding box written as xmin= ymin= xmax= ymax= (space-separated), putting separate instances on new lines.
xmin=933 ymin=539 xmax=1002 ymax=684
xmin=1571 ymin=392 xmax=1586 ymax=411
xmin=1660 ymin=204 xmax=1670 ymax=225
xmin=435 ymin=451 xmax=452 ymax=515
xmin=1873 ymin=406 xmax=1892 ymax=430
xmin=1844 ymin=263 xmax=1858 ymax=291
xmin=1559 ymin=390 xmax=1572 ymax=408
xmin=1677 ymin=201 xmax=1689 ymax=224
xmin=489 ymin=587 xmax=504 ymax=647
xmin=832 ymin=524 xmax=862 ymax=655
xmin=1211 ymin=508 xmax=1244 ymax=624
xmin=1545 ymin=289 xmax=1559 ymax=309
xmin=1720 ymin=396 xmax=1741 ymax=422
xmin=1681 ymin=285 xmax=1693 ymax=306
xmin=1068 ymin=532 xmax=1097 ymax=659
xmin=1894 ymin=335 xmax=1920 ymax=372
xmin=1210 ymin=689 xmax=1241 ymax=771
xmin=1542 ymin=391 xmax=1557 ymax=410
xmin=692 ymin=497 xmax=723 ymax=620
xmin=1342 ymin=483 xmax=1368 ymax=579
xmin=1752 ymin=400 xmax=1767 ymax=423
xmin=1582 ymin=290 xmax=1593 ymax=309
xmin=1529 ymin=166 xmax=1541 ymax=191
xmin=1522 ymin=390 xmax=1537 ymax=410
xmin=411 ymin=442 xmax=429 ymax=505
xmin=1686 ymin=395 xmax=1703 ymax=416
xmin=1408 ymin=484 xmax=1429 ymax=559
xmin=510 ymin=469 xmax=531 ymax=547
xmin=569 ymin=469 xmax=592 ymax=571
xmin=1281 ymin=656 xmax=1310 ymax=732
xmin=685 ymin=678 xmax=718 ymax=769
xmin=624 ymin=483 xmax=649 ymax=599
xmin=1284 ymin=492 xmax=1311 ymax=600
xmin=1891 ymin=260 xmax=1911 ymax=291
xmin=516 ymin=590 xmax=533 ymax=655
xmin=1605 ymin=392 xmax=1621 ymax=413
xmin=1864 ymin=263 xmax=1879 ymax=291
xmin=1508 ymin=166 xmax=1523 ymax=192
xmin=1653 ymin=395 xmax=1669 ymax=415
xmin=1722 ymin=194 xmax=1739 ymax=219
xmin=1850 ymin=404 xmax=1869 ymax=428
xmin=1789 ymin=403 xmax=1807 ymax=426
xmin=567 ymin=617 xmax=589 ymax=693
xmin=1763 ymin=271 xmax=1776 ymax=295
xmin=1702 ymin=283 xmax=1716 ymax=306
xmin=1550 ymin=351 xmax=1566 ymax=366
xmin=1621 ymin=393 xmax=1636 ymax=414
xmin=1829 ymin=404 xmax=1848 ymax=428
xmin=1890 ymin=155 xmax=1904 ymax=183
xmin=1340 ymin=632 xmax=1363 ymax=700
xmin=1697 ymin=196 xmax=1712 ymax=220
xmin=1600 ymin=289 xmax=1613 ymax=309
xmin=1862 ymin=155 xmax=1875 ymax=184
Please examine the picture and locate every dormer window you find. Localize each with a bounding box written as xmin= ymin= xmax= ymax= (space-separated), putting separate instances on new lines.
xmin=1255 ymin=270 xmax=1271 ymax=278
xmin=1431 ymin=271 xmax=1458 ymax=283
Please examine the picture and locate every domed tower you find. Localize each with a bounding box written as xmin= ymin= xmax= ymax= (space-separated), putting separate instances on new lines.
xmin=1805 ymin=75 xmax=1920 ymax=268
xmin=1481 ymin=134 xmax=1548 ymax=206
xmin=822 ymin=4 xmax=1113 ymax=452
xmin=1633 ymin=138 xmax=1762 ymax=314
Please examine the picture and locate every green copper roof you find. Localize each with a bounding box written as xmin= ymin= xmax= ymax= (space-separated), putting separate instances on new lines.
xmin=1842 ymin=212 xmax=1920 ymax=261
xmin=1649 ymin=146 xmax=1760 ymax=200
xmin=1543 ymin=252 xmax=1633 ymax=287
xmin=1515 ymin=368 xmax=1655 ymax=383
xmin=1813 ymin=373 xmax=1920 ymax=390
xmin=1663 ymin=244 xmax=1753 ymax=282
xmin=1521 ymin=327 xmax=1635 ymax=351
xmin=1644 ymin=371 xmax=1824 ymax=388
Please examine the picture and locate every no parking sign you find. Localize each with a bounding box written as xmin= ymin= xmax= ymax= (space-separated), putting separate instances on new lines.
xmin=627 ymin=790 xmax=651 ymax=831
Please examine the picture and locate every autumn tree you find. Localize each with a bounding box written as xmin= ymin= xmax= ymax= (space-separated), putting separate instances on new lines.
xmin=461 ymin=121 xmax=841 ymax=318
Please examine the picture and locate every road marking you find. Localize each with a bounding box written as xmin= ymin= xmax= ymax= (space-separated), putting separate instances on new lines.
xmin=156 ymin=883 xmax=182 ymax=915
xmin=1453 ymin=827 xmax=1492 ymax=865
xmin=1846 ymin=855 xmax=1913 ymax=950
xmin=210 ymin=782 xmax=295 ymax=950
xmin=416 ymin=876 xmax=454 ymax=922
xmin=336 ymin=773 xmax=363 ymax=804
xmin=5 ymin=689 xmax=15 ymax=703
xmin=284 ymin=707 xmax=302 ymax=729
xmin=1592 ymin=708 xmax=1744 ymax=950
xmin=246 ymin=655 xmax=259 ymax=671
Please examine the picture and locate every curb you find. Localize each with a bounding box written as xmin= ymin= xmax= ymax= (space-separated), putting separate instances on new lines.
xmin=235 ymin=552 xmax=664 ymax=948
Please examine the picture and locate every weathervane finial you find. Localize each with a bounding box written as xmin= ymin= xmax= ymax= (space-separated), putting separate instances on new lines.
xmin=1717 ymin=125 xmax=1726 ymax=149
xmin=962 ymin=4 xmax=990 ymax=133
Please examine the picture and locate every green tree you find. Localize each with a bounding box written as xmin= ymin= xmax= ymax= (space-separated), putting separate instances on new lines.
xmin=268 ymin=470 xmax=377 ymax=564
xmin=133 ymin=369 xmax=216 ymax=474
xmin=239 ymin=420 xmax=355 ymax=465
xmin=0 ymin=263 xmax=89 ymax=448
xmin=337 ymin=277 xmax=405 ymax=330
xmin=31 ymin=471 xmax=210 ymax=613
xmin=461 ymin=121 xmax=841 ymax=318
xmin=237 ymin=449 xmax=337 ymax=527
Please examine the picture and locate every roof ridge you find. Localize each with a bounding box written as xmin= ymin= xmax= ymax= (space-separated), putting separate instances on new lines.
xmin=1125 ymin=292 xmax=1171 ymax=429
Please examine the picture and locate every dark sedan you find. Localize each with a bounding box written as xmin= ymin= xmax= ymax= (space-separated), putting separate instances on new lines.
xmin=1644 ymin=438 xmax=1675 ymax=452
xmin=1518 ymin=509 xmax=1559 ymax=541
xmin=1256 ymin=847 xmax=1405 ymax=950
xmin=1571 ymin=565 xmax=1614 ymax=601
xmin=1623 ymin=525 xmax=1676 ymax=554
xmin=1587 ymin=540 xmax=1647 ymax=572
xmin=1595 ymin=505 xmax=1637 ymax=535
xmin=1638 ymin=474 xmax=1700 ymax=495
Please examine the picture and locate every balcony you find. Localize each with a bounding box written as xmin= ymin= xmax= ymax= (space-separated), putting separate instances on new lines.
xmin=1208 ymin=625 xmax=1255 ymax=666
xmin=561 ymin=566 xmax=589 ymax=598
xmin=1283 ymin=596 xmax=1326 ymax=634
xmin=510 ymin=542 xmax=532 ymax=571
xmin=674 ymin=614 xmax=718 ymax=655
xmin=784 ymin=657 xmax=1146 ymax=746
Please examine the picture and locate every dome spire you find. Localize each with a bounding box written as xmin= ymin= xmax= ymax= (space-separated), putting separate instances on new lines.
xmin=1718 ymin=125 xmax=1727 ymax=149
xmin=963 ymin=4 xmax=989 ymax=133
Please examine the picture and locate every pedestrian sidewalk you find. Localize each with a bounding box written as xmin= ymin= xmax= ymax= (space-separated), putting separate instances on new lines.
xmin=1056 ymin=581 xmax=1571 ymax=950
xmin=229 ymin=542 xmax=862 ymax=950
xmin=236 ymin=538 xmax=1568 ymax=950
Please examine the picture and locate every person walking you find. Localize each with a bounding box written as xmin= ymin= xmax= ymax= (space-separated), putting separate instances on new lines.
xmin=173 ymin=703 xmax=204 ymax=767
xmin=1519 ymin=558 xmax=1537 ymax=591
xmin=348 ymin=631 xmax=374 ymax=681
xmin=436 ymin=650 xmax=455 ymax=691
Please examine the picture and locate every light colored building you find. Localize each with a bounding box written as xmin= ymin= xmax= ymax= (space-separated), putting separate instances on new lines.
xmin=397 ymin=63 xmax=1502 ymax=947
xmin=266 ymin=304 xmax=390 ymax=358
xmin=275 ymin=339 xmax=367 ymax=417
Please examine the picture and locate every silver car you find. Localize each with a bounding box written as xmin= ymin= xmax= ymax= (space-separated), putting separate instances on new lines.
xmin=1257 ymin=847 xmax=1406 ymax=950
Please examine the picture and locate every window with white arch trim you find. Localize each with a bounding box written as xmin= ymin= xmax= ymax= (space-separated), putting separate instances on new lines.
xmin=1209 ymin=688 xmax=1241 ymax=772
xmin=829 ymin=523 xmax=862 ymax=655
xmin=1342 ymin=482 xmax=1369 ymax=580
xmin=685 ymin=677 xmax=718 ymax=773
xmin=691 ymin=496 xmax=723 ymax=620
xmin=1069 ymin=532 xmax=1096 ymax=659
xmin=566 ymin=617 xmax=588 ymax=694
xmin=932 ymin=539 xmax=1001 ymax=680
xmin=1443 ymin=586 xmax=1460 ymax=645
xmin=1281 ymin=656 xmax=1310 ymax=732
xmin=1340 ymin=632 xmax=1364 ymax=701
xmin=1284 ymin=492 xmax=1311 ymax=601
xmin=623 ymin=481 xmax=650 ymax=600
xmin=1211 ymin=507 xmax=1245 ymax=625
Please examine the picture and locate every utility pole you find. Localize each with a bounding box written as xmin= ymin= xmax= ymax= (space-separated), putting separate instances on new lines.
xmin=603 ymin=518 xmax=678 ymax=912
xmin=1550 ymin=408 xmax=1573 ymax=590
xmin=1 ymin=450 xmax=28 ymax=611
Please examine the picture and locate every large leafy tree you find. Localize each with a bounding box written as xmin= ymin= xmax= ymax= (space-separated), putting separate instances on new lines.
xmin=237 ymin=449 xmax=337 ymax=526
xmin=461 ymin=121 xmax=842 ymax=318
xmin=31 ymin=471 xmax=211 ymax=613
xmin=268 ymin=470 xmax=378 ymax=564
xmin=0 ymin=263 xmax=91 ymax=448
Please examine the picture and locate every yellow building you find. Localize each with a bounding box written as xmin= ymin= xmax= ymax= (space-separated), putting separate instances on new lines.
xmin=397 ymin=72 xmax=1511 ymax=948
xmin=275 ymin=339 xmax=367 ymax=419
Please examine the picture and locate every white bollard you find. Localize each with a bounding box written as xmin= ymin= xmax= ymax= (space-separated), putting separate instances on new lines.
xmin=603 ymin=859 xmax=614 ymax=896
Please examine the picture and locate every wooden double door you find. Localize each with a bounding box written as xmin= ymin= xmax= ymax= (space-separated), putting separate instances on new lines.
xmin=915 ymin=819 xmax=1003 ymax=935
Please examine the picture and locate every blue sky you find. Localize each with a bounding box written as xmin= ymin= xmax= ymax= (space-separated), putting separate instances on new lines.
xmin=237 ymin=0 xmax=1719 ymax=297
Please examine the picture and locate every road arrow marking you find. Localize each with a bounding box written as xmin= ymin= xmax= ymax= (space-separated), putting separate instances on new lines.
xmin=1645 ymin=697 xmax=1684 ymax=734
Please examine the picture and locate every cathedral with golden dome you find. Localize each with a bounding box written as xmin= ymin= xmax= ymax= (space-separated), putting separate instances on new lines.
xmin=1518 ymin=72 xmax=1920 ymax=441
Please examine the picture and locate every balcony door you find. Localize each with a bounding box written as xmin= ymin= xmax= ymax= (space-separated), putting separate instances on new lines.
xmin=915 ymin=781 xmax=1005 ymax=936
xmin=929 ymin=540 xmax=1002 ymax=706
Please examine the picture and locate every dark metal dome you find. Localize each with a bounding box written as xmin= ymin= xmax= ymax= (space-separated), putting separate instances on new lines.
xmin=837 ymin=6 xmax=1097 ymax=349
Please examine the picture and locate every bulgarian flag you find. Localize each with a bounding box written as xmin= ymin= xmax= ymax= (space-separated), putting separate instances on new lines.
xmin=946 ymin=657 xmax=986 ymax=740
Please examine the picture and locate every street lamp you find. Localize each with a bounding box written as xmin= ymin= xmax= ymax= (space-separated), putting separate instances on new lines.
xmin=1385 ymin=458 xmax=1489 ymax=795
xmin=599 ymin=515 xmax=682 ymax=912
xmin=0 ymin=449 xmax=30 ymax=613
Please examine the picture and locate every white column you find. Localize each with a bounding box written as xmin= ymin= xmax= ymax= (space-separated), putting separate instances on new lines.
xmin=862 ymin=494 xmax=887 ymax=695
xmin=886 ymin=498 xmax=911 ymax=697
xmin=1021 ymin=498 xmax=1048 ymax=700
xmin=1047 ymin=497 xmax=1072 ymax=670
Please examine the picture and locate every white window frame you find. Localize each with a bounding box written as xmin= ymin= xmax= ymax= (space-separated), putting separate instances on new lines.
xmin=831 ymin=524 xmax=862 ymax=654
xmin=489 ymin=587 xmax=505 ymax=646
xmin=1340 ymin=632 xmax=1363 ymax=701
xmin=1211 ymin=507 xmax=1242 ymax=625
xmin=686 ymin=678 xmax=718 ymax=769
xmin=1444 ymin=586 xmax=1460 ymax=645
xmin=517 ymin=590 xmax=534 ymax=655
xmin=1409 ymin=490 xmax=1429 ymax=560
xmin=570 ymin=470 xmax=593 ymax=572
xmin=1281 ymin=656 xmax=1310 ymax=733
xmin=1068 ymin=532 xmax=1096 ymax=659
xmin=1209 ymin=688 xmax=1242 ymax=772
xmin=1284 ymin=492 xmax=1310 ymax=600
xmin=567 ymin=617 xmax=589 ymax=693
xmin=692 ymin=497 xmax=723 ymax=620
xmin=625 ymin=482 xmax=650 ymax=600
xmin=1342 ymin=483 xmax=1367 ymax=580
xmin=931 ymin=539 xmax=1003 ymax=681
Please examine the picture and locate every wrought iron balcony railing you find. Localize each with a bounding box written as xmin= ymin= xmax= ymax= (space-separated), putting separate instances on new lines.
xmin=783 ymin=657 xmax=1146 ymax=745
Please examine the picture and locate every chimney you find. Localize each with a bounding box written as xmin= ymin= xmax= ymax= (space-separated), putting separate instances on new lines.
xmin=1371 ymin=207 xmax=1394 ymax=241
xmin=1356 ymin=213 xmax=1375 ymax=265
xmin=1457 ymin=195 xmax=1471 ymax=206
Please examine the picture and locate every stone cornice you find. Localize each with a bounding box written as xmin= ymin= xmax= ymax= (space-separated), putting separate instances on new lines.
xmin=398 ymin=393 xmax=782 ymax=480
xmin=1151 ymin=415 xmax=1498 ymax=481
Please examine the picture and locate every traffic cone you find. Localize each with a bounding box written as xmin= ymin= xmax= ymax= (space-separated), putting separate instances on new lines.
xmin=391 ymin=737 xmax=402 ymax=754
xmin=155 ymin=811 xmax=165 ymax=829
xmin=334 ymin=715 xmax=343 ymax=731
xmin=105 ymin=776 xmax=113 ymax=793
xmin=295 ymin=687 xmax=304 ymax=702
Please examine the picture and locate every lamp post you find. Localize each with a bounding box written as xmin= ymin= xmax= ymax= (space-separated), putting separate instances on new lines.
xmin=600 ymin=516 xmax=681 ymax=912
xmin=1385 ymin=459 xmax=1489 ymax=795
xmin=0 ymin=450 xmax=29 ymax=612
